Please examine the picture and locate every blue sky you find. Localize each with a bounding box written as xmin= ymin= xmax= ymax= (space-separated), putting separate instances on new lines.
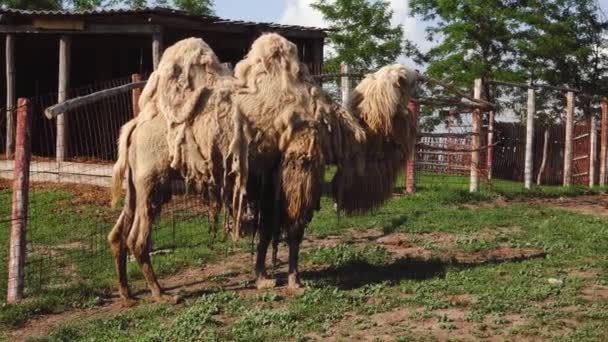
xmin=215 ymin=0 xmax=608 ymax=66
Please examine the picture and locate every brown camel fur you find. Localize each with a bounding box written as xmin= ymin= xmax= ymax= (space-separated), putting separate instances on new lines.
xmin=108 ymin=34 xmax=417 ymax=306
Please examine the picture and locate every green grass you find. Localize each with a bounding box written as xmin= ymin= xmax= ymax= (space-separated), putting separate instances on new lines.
xmin=1 ymin=172 xmax=608 ymax=340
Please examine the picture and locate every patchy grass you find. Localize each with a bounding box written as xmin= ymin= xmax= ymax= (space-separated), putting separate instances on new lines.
xmin=1 ymin=173 xmax=608 ymax=340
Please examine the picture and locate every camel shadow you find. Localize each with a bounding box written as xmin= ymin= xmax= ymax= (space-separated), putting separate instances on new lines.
xmin=299 ymin=252 xmax=544 ymax=290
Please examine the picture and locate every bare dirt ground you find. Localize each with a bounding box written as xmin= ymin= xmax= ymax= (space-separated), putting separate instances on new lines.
xmin=7 ymin=226 xmax=547 ymax=341
xmin=4 ymin=193 xmax=608 ymax=341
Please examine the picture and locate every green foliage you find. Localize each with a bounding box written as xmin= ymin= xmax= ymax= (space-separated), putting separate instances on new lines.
xmin=409 ymin=0 xmax=522 ymax=86
xmin=0 ymin=0 xmax=214 ymax=15
xmin=312 ymin=0 xmax=404 ymax=71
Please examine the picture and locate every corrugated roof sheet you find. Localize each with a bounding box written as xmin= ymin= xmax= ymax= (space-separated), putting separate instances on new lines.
xmin=0 ymin=6 xmax=326 ymax=33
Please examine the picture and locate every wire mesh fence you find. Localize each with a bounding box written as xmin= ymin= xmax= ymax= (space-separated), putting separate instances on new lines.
xmin=2 ymin=70 xmax=607 ymax=302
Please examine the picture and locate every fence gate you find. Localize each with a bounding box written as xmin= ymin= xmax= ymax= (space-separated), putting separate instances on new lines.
xmin=573 ymin=119 xmax=591 ymax=186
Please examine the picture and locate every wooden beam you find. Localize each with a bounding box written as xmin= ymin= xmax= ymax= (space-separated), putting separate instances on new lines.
xmin=152 ymin=32 xmax=163 ymax=70
xmin=45 ymin=81 xmax=147 ymax=118
xmin=131 ymin=74 xmax=142 ymax=117
xmin=0 ymin=24 xmax=162 ymax=34
xmin=563 ymin=91 xmax=575 ymax=187
xmin=590 ymin=115 xmax=598 ymax=188
xmin=56 ymin=35 xmax=70 ymax=162
xmin=525 ymin=88 xmax=535 ymax=189
xmin=470 ymin=78 xmax=482 ymax=193
xmin=600 ymin=98 xmax=608 ymax=187
xmin=340 ymin=63 xmax=351 ymax=108
xmin=486 ymin=110 xmax=495 ymax=180
xmin=405 ymin=100 xmax=418 ymax=194
xmin=7 ymin=98 xmax=31 ymax=304
xmin=5 ymin=33 xmax=15 ymax=158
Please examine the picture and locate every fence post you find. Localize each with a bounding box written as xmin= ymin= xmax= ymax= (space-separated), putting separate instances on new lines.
xmin=470 ymin=78 xmax=483 ymax=193
xmin=340 ymin=63 xmax=351 ymax=109
xmin=131 ymin=73 xmax=142 ymax=117
xmin=5 ymin=34 xmax=15 ymax=158
xmin=590 ymin=115 xmax=598 ymax=187
xmin=563 ymin=91 xmax=575 ymax=187
xmin=405 ymin=100 xmax=418 ymax=193
xmin=600 ymin=97 xmax=608 ymax=187
xmin=56 ymin=35 xmax=71 ymax=162
xmin=525 ymin=87 xmax=535 ymax=189
xmin=152 ymin=33 xmax=163 ymax=70
xmin=7 ymin=98 xmax=31 ymax=304
xmin=486 ymin=110 xmax=495 ymax=180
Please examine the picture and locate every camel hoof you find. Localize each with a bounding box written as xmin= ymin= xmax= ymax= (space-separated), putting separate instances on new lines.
xmin=121 ymin=297 xmax=139 ymax=308
xmin=288 ymin=274 xmax=302 ymax=289
xmin=256 ymin=277 xmax=277 ymax=290
xmin=154 ymin=294 xmax=181 ymax=305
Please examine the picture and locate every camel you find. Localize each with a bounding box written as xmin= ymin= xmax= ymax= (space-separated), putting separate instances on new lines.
xmin=108 ymin=33 xmax=417 ymax=306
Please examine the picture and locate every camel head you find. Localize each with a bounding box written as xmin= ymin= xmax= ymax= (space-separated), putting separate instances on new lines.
xmin=234 ymin=33 xmax=301 ymax=90
xmin=350 ymin=64 xmax=418 ymax=138
xmin=333 ymin=64 xmax=419 ymax=215
xmin=139 ymin=37 xmax=230 ymax=122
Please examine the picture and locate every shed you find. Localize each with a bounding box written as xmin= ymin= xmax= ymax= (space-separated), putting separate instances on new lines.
xmin=0 ymin=7 xmax=326 ymax=158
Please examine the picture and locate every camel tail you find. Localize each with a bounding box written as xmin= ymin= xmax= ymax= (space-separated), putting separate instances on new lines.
xmin=111 ymin=119 xmax=137 ymax=208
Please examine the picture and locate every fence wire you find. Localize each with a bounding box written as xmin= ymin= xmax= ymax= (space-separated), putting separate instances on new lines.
xmin=1 ymin=71 xmax=605 ymax=301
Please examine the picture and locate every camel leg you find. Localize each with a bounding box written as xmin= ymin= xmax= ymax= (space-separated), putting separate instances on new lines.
xmin=107 ymin=171 xmax=137 ymax=307
xmin=108 ymin=210 xmax=137 ymax=307
xmin=127 ymin=179 xmax=178 ymax=304
xmin=255 ymin=174 xmax=278 ymax=289
xmin=287 ymin=225 xmax=305 ymax=289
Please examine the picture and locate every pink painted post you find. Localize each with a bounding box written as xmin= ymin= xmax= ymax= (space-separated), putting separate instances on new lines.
xmin=405 ymin=100 xmax=418 ymax=193
xmin=7 ymin=98 xmax=31 ymax=303
xmin=131 ymin=74 xmax=142 ymax=117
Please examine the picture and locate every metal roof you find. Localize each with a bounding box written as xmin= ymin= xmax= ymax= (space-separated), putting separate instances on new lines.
xmin=0 ymin=6 xmax=326 ymax=34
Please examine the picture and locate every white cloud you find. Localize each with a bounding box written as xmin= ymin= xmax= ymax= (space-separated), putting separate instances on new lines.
xmin=279 ymin=0 xmax=435 ymax=68
xmin=279 ymin=0 xmax=328 ymax=28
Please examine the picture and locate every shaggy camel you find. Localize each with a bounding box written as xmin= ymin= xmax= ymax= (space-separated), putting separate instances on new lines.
xmin=109 ymin=33 xmax=417 ymax=306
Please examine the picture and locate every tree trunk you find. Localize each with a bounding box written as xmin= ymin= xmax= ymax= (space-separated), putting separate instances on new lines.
xmin=537 ymin=128 xmax=549 ymax=185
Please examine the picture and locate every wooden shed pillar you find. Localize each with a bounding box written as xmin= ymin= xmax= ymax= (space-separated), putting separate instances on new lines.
xmin=56 ymin=35 xmax=71 ymax=162
xmin=5 ymin=34 xmax=15 ymax=158
xmin=152 ymin=33 xmax=163 ymax=70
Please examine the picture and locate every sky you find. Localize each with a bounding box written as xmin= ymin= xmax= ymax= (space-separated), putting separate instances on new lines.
xmin=215 ymin=0 xmax=608 ymax=67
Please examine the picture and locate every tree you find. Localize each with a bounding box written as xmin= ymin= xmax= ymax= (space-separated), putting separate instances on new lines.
xmin=171 ymin=0 xmax=214 ymax=16
xmin=409 ymin=0 xmax=522 ymax=87
xmin=0 ymin=0 xmax=214 ymax=15
xmin=311 ymin=0 xmax=404 ymax=71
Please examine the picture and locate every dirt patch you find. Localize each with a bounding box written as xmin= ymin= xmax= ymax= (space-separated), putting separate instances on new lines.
xmin=447 ymin=247 xmax=546 ymax=265
xmin=521 ymin=194 xmax=608 ymax=217
xmin=26 ymin=182 xmax=112 ymax=207
xmin=461 ymin=196 xmax=510 ymax=209
xmin=581 ymin=285 xmax=608 ymax=301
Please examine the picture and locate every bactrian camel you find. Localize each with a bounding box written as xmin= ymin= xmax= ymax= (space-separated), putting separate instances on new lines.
xmin=109 ymin=33 xmax=417 ymax=306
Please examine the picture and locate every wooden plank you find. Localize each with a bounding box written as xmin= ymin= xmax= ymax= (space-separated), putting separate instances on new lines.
xmin=340 ymin=63 xmax=351 ymax=108
xmin=45 ymin=81 xmax=147 ymax=118
xmin=405 ymin=100 xmax=418 ymax=194
xmin=56 ymin=35 xmax=71 ymax=162
xmin=32 ymin=18 xmax=84 ymax=30
xmin=0 ymin=24 xmax=162 ymax=34
xmin=152 ymin=32 xmax=163 ymax=70
xmin=131 ymin=74 xmax=142 ymax=117
xmin=574 ymin=133 xmax=590 ymax=140
xmin=573 ymin=155 xmax=589 ymax=161
xmin=600 ymin=98 xmax=608 ymax=187
xmin=5 ymin=33 xmax=15 ymax=158
xmin=7 ymin=98 xmax=31 ymax=304
xmin=590 ymin=115 xmax=598 ymax=187
xmin=525 ymin=88 xmax=535 ymax=189
xmin=563 ymin=91 xmax=575 ymax=187
xmin=470 ymin=78 xmax=482 ymax=193
xmin=486 ymin=110 xmax=495 ymax=180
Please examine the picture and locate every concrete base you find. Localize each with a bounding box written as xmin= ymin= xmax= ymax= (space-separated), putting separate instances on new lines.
xmin=0 ymin=160 xmax=113 ymax=187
